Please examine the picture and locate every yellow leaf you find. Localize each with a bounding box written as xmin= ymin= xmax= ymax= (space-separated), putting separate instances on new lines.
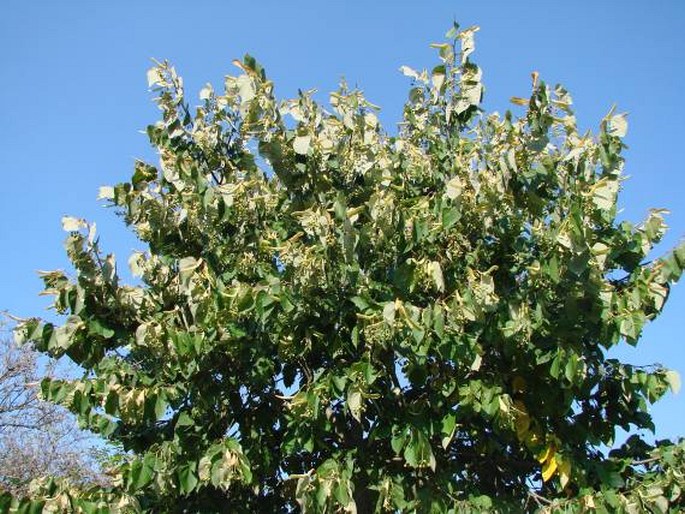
xmin=558 ymin=458 xmax=571 ymax=489
xmin=498 ymin=396 xmax=509 ymax=415
xmin=510 ymin=97 xmax=528 ymax=106
xmin=541 ymin=456 xmax=558 ymax=482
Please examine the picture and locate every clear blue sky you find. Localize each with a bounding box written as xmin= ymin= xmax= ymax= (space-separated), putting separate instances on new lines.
xmin=1 ymin=1 xmax=683 ymax=441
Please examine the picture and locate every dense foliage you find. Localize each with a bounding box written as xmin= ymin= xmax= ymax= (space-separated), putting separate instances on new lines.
xmin=6 ymin=24 xmax=685 ymax=512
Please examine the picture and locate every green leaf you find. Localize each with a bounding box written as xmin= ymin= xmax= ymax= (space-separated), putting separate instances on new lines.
xmin=445 ymin=22 xmax=460 ymax=40
xmin=333 ymin=480 xmax=351 ymax=506
xmin=175 ymin=411 xmax=194 ymax=428
xmin=178 ymin=462 xmax=199 ymax=495
xmin=391 ymin=427 xmax=408 ymax=455
xmin=403 ymin=429 xmax=436 ymax=471
xmin=130 ymin=455 xmax=155 ymax=490
xmin=441 ymin=207 xmax=460 ymax=229
xmin=411 ymin=326 xmax=425 ymax=345
xmin=550 ymin=353 xmax=562 ymax=379
xmin=347 ymin=388 xmax=363 ymax=422
xmin=382 ymin=301 xmax=396 ymax=324
xmin=350 ymin=296 xmax=370 ymax=311
xmin=239 ymin=454 xmax=253 ymax=484
xmin=154 ymin=393 xmax=168 ymax=420
xmin=433 ymin=305 xmax=445 ymax=339
xmin=441 ymin=413 xmax=457 ymax=449
xmin=430 ymin=261 xmax=445 ymax=292
xmin=564 ymin=354 xmax=578 ymax=383
xmin=620 ymin=311 xmax=645 ymax=342
xmin=88 ymin=319 xmax=114 ymax=339
xmin=132 ymin=161 xmax=157 ymax=187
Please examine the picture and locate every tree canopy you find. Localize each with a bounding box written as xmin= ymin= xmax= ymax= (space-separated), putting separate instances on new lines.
xmin=6 ymin=24 xmax=685 ymax=513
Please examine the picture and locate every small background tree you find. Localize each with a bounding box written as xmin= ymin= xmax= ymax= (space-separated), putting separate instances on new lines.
xmin=0 ymin=329 xmax=107 ymax=497
xmin=5 ymin=24 xmax=685 ymax=513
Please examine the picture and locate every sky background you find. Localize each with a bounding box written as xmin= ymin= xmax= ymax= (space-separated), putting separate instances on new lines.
xmin=1 ymin=1 xmax=683 ymax=441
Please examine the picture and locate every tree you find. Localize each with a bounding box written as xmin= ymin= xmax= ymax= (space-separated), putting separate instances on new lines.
xmin=5 ymin=23 xmax=685 ymax=512
xmin=0 ymin=332 xmax=107 ymax=497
